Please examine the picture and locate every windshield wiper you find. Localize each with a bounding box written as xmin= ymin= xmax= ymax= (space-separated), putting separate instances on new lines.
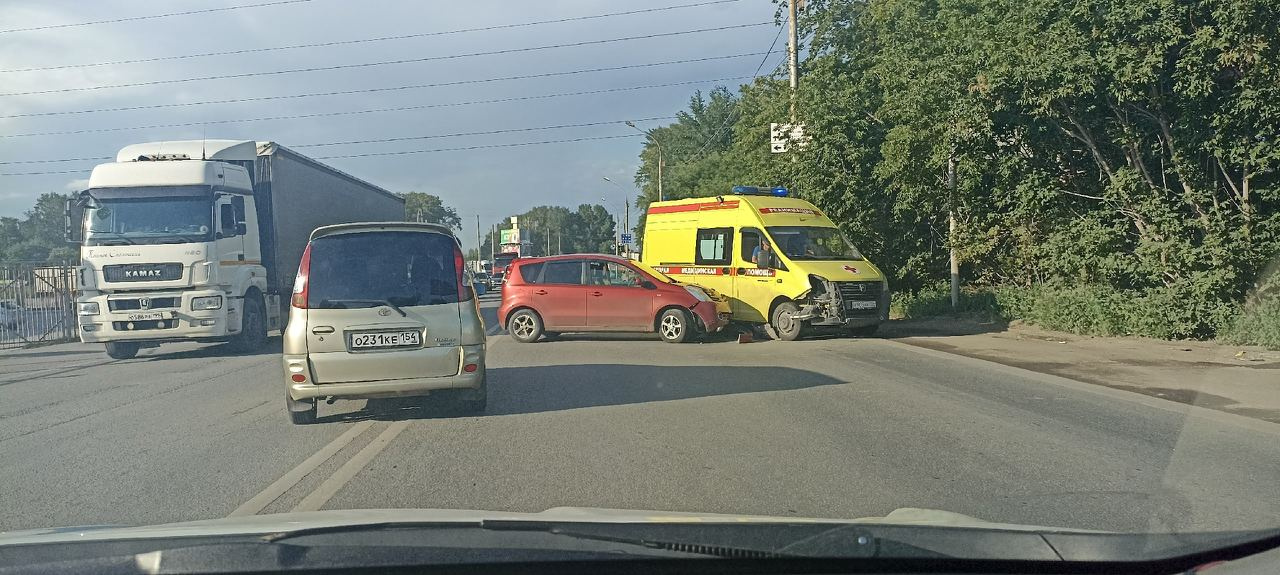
xmin=318 ymin=298 xmax=407 ymax=316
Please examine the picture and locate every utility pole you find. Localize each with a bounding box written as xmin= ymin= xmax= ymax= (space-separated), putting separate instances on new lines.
xmin=474 ymin=214 xmax=480 ymax=267
xmin=624 ymin=198 xmax=630 ymax=258
xmin=948 ymin=146 xmax=959 ymax=311
xmin=490 ymin=225 xmax=495 ymax=262
xmin=788 ymin=0 xmax=800 ymax=123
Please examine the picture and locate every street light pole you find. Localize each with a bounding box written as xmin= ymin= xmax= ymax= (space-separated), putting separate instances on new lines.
xmin=624 ymin=121 xmax=664 ymax=202
xmin=603 ymin=176 xmax=633 ymax=257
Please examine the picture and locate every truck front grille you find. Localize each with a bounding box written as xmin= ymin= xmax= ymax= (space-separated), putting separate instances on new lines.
xmin=108 ymin=297 xmax=180 ymax=311
xmin=103 ymin=263 xmax=183 ymax=282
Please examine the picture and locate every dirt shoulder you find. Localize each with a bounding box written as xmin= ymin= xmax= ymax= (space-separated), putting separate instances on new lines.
xmin=880 ymin=317 xmax=1280 ymax=423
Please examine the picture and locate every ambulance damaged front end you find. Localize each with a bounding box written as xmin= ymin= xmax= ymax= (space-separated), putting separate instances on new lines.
xmin=766 ymin=225 xmax=890 ymax=331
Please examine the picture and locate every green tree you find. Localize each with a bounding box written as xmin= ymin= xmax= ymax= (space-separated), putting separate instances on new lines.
xmin=400 ymin=192 xmax=462 ymax=229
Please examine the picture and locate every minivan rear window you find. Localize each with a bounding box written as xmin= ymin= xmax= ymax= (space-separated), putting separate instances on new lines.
xmin=307 ymin=231 xmax=461 ymax=308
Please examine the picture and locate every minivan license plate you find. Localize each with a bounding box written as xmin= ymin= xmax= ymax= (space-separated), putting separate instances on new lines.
xmin=846 ymin=300 xmax=878 ymax=310
xmin=350 ymin=331 xmax=422 ymax=349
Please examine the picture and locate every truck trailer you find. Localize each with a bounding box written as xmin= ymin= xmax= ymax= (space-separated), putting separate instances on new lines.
xmin=68 ymin=140 xmax=405 ymax=359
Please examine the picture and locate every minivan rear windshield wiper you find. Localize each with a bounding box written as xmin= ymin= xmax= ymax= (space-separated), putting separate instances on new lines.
xmin=316 ymin=299 xmax=407 ymax=316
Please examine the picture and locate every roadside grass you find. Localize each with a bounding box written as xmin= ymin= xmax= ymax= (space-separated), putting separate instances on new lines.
xmin=891 ymin=281 xmax=1280 ymax=350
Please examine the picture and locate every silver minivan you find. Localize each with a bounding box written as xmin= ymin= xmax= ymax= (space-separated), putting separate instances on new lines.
xmin=282 ymin=223 xmax=486 ymax=424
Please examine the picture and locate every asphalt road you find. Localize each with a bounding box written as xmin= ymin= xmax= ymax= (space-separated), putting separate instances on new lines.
xmin=2 ymin=295 xmax=1278 ymax=535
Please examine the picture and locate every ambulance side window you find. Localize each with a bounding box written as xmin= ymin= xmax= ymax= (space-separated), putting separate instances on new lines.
xmin=741 ymin=229 xmax=762 ymax=262
xmin=695 ymin=227 xmax=732 ymax=266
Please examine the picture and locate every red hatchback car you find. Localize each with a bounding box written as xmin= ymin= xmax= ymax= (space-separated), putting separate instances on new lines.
xmin=498 ymin=254 xmax=729 ymax=343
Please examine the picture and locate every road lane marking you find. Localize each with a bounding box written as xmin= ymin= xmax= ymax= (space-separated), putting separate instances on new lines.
xmin=228 ymin=421 xmax=375 ymax=517
xmin=291 ymin=420 xmax=409 ymax=512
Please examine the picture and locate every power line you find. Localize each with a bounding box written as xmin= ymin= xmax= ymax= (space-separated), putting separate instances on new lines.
xmin=0 ymin=116 xmax=665 ymax=165
xmin=297 ymin=116 xmax=673 ymax=148
xmin=1 ymin=134 xmax=643 ymax=176
xmin=0 ymin=0 xmax=312 ymax=35
xmin=689 ymin=16 xmax=790 ymax=159
xmin=1 ymin=74 xmax=755 ymax=139
xmin=0 ymin=53 xmax=762 ymax=119
xmin=0 ymin=0 xmax=744 ymax=74
xmin=0 ymin=115 xmax=676 ymax=164
xmin=313 ymin=134 xmax=641 ymax=160
xmin=0 ymin=22 xmax=772 ymax=97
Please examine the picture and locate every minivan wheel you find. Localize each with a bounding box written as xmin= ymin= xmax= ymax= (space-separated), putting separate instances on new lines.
xmin=229 ymin=293 xmax=267 ymax=353
xmin=658 ymin=308 xmax=692 ymax=343
xmin=286 ymin=393 xmax=317 ymax=425
xmin=508 ymin=309 xmax=543 ymax=343
xmin=771 ymin=301 xmax=804 ymax=341
xmin=105 ymin=341 xmax=140 ymax=360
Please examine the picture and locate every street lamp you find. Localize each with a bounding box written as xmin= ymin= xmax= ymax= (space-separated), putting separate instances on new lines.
xmin=624 ymin=120 xmax=663 ymax=202
xmin=603 ymin=177 xmax=632 ymax=257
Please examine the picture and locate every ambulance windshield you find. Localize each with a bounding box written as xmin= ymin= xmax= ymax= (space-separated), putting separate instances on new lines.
xmin=766 ymin=226 xmax=865 ymax=261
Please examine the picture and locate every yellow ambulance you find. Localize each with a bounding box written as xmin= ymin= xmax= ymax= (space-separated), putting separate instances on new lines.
xmin=640 ymin=186 xmax=889 ymax=340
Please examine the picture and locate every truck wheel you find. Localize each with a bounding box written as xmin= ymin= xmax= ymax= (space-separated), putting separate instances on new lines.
xmin=508 ymin=309 xmax=543 ymax=343
xmin=105 ymin=341 xmax=140 ymax=360
xmin=657 ymin=308 xmax=693 ymax=343
xmin=286 ymin=392 xmax=317 ymax=425
xmin=771 ymin=301 xmax=804 ymax=341
xmin=229 ymin=293 xmax=267 ymax=353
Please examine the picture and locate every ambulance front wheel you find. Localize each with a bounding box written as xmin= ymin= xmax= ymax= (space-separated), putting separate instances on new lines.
xmin=771 ymin=301 xmax=804 ymax=341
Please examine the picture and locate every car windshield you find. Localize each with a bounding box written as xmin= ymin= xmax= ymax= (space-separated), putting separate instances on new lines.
xmin=765 ymin=226 xmax=864 ymax=261
xmin=83 ymin=194 xmax=213 ymax=245
xmin=308 ymin=231 xmax=460 ymax=308
xmin=4 ymin=0 xmax=1280 ymax=570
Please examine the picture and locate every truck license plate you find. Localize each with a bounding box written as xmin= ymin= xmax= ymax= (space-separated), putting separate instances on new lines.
xmin=127 ymin=312 xmax=166 ymax=321
xmin=350 ymin=331 xmax=422 ymax=349
xmin=846 ymin=300 xmax=878 ymax=310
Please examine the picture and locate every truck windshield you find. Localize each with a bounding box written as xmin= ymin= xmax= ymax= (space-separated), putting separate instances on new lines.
xmin=765 ymin=226 xmax=865 ymax=261
xmin=84 ymin=195 xmax=213 ymax=246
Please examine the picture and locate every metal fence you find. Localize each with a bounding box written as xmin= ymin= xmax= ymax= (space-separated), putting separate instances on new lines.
xmin=0 ymin=263 xmax=78 ymax=349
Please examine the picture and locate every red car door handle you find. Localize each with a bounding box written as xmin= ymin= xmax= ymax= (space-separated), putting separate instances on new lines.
xmin=534 ymin=290 xmax=548 ymax=295
xmin=590 ymin=291 xmax=603 ymax=297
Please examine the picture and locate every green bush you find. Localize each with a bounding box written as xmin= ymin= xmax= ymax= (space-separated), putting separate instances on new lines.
xmin=892 ymin=282 xmax=1250 ymax=342
xmin=1220 ymin=273 xmax=1280 ymax=350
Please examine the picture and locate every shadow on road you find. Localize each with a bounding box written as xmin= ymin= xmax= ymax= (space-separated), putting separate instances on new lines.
xmin=879 ymin=316 xmax=1009 ymax=339
xmin=314 ymin=364 xmax=845 ymax=423
xmin=0 ymin=348 xmax=100 ymax=360
xmin=139 ymin=337 xmax=283 ymax=361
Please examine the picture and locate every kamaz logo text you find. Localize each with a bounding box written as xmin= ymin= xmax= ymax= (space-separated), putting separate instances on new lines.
xmin=124 ymin=269 xmax=164 ymax=278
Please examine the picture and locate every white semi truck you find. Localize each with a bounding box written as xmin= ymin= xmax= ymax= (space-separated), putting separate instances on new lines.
xmin=67 ymin=140 xmax=405 ymax=359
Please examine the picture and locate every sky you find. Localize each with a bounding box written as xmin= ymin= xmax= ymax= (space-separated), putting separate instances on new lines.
xmin=0 ymin=0 xmax=785 ymax=250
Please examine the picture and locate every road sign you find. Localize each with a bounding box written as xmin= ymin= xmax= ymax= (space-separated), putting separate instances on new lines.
xmin=770 ymin=123 xmax=808 ymax=153
xmin=620 ymin=233 xmax=632 ymax=244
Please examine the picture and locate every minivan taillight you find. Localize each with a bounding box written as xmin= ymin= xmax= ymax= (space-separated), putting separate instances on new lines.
xmin=291 ymin=244 xmax=312 ymax=308
xmin=454 ymin=246 xmax=467 ymax=301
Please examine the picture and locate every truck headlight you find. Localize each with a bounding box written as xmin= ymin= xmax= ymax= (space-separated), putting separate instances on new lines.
xmin=191 ymin=295 xmax=223 ymax=310
xmin=77 ymin=302 xmax=100 ymax=315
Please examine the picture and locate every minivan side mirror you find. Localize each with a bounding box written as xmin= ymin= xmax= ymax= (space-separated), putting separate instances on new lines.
xmin=640 ymin=280 xmax=657 ymax=290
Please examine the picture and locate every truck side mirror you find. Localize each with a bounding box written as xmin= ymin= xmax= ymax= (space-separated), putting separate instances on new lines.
xmin=64 ymin=198 xmax=84 ymax=244
xmin=235 ymin=222 xmax=247 ymax=235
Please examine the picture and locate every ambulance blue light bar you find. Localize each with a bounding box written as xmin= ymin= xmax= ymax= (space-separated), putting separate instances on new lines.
xmin=731 ymin=185 xmax=790 ymax=197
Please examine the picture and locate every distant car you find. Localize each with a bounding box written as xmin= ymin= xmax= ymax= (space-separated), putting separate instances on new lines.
xmin=465 ymin=269 xmax=487 ymax=297
xmin=0 ymin=300 xmax=21 ymax=329
xmin=497 ymin=254 xmax=729 ymax=344
xmin=282 ymin=222 xmax=487 ymax=424
xmin=474 ymin=271 xmax=491 ymax=292
xmin=489 ymin=272 xmax=505 ymax=289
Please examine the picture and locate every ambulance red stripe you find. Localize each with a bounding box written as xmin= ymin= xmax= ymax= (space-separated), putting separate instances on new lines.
xmin=646 ymin=200 xmax=740 ymax=215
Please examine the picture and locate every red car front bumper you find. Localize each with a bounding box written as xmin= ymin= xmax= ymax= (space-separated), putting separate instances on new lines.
xmin=690 ymin=301 xmax=730 ymax=333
